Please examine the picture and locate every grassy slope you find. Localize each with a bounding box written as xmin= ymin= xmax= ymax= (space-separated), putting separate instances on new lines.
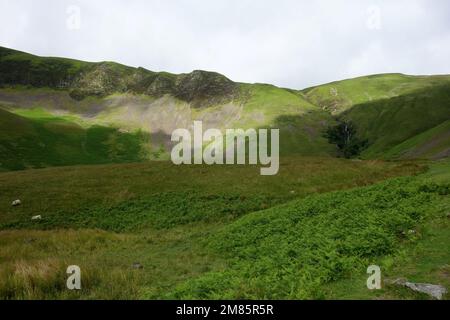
xmin=166 ymin=161 xmax=449 ymax=299
xmin=0 ymin=45 xmax=336 ymax=163
xmin=0 ymin=84 xmax=335 ymax=166
xmin=236 ymin=83 xmax=335 ymax=156
xmin=302 ymin=74 xmax=450 ymax=159
xmin=383 ymin=120 xmax=450 ymax=160
xmin=303 ymin=73 xmax=450 ymax=114
xmin=1 ymin=46 xmax=449 ymax=161
xmin=0 ymin=106 xmax=146 ymax=170
xmin=0 ymin=158 xmax=425 ymax=299
xmin=325 ymin=160 xmax=450 ymax=299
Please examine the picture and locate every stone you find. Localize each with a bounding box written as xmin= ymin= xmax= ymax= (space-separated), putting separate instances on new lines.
xmin=403 ymin=282 xmax=447 ymax=300
xmin=31 ymin=215 xmax=42 ymax=221
xmin=387 ymin=278 xmax=447 ymax=300
xmin=132 ymin=262 xmax=143 ymax=269
xmin=12 ymin=199 xmax=21 ymax=206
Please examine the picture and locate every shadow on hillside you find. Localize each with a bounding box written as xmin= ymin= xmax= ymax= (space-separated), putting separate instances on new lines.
xmin=338 ymin=83 xmax=450 ymax=156
xmin=258 ymin=110 xmax=337 ymax=156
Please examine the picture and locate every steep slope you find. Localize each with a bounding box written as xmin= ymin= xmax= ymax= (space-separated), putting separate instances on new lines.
xmin=0 ymin=46 xmax=239 ymax=106
xmin=302 ymin=73 xmax=450 ymax=114
xmin=303 ymin=73 xmax=450 ymax=159
xmin=0 ymin=46 xmax=334 ymax=169
xmin=164 ymin=163 xmax=449 ymax=299
xmin=383 ymin=120 xmax=450 ymax=160
xmin=0 ymin=107 xmax=146 ymax=170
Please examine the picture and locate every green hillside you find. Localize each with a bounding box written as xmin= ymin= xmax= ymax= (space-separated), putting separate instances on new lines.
xmin=303 ymin=73 xmax=450 ymax=159
xmin=0 ymin=46 xmax=449 ymax=300
xmin=167 ymin=165 xmax=449 ymax=299
xmin=0 ymin=46 xmax=336 ymax=168
xmin=0 ymin=106 xmax=146 ymax=170
xmin=0 ymin=157 xmax=448 ymax=299
xmin=303 ymin=73 xmax=450 ymax=114
xmin=1 ymin=46 xmax=449 ymax=165
xmin=0 ymin=45 xmax=237 ymax=105
xmin=383 ymin=120 xmax=450 ymax=160
xmin=0 ymin=156 xmax=431 ymax=299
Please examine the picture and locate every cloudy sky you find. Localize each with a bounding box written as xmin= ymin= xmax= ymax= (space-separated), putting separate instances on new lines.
xmin=1 ymin=0 xmax=449 ymax=88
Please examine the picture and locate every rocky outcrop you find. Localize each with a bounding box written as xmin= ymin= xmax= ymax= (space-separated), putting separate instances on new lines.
xmin=0 ymin=46 xmax=240 ymax=107
xmin=174 ymin=70 xmax=239 ymax=108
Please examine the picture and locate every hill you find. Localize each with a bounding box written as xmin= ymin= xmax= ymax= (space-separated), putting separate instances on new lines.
xmin=303 ymin=73 xmax=450 ymax=159
xmin=0 ymin=156 xmax=431 ymax=299
xmin=0 ymin=46 xmax=334 ymax=170
xmin=0 ymin=107 xmax=146 ymax=170
xmin=1 ymin=46 xmax=449 ymax=169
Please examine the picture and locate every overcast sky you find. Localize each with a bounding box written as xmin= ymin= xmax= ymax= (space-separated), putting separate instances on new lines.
xmin=1 ymin=0 xmax=449 ymax=89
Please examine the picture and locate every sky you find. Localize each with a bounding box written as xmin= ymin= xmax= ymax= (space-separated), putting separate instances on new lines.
xmin=1 ymin=0 xmax=450 ymax=89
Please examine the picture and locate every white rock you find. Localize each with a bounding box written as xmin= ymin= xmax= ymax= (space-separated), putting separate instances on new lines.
xmin=31 ymin=215 xmax=42 ymax=221
xmin=12 ymin=199 xmax=21 ymax=206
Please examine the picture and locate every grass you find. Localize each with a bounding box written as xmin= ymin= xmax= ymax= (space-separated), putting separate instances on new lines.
xmin=164 ymin=161 xmax=449 ymax=299
xmin=0 ymin=157 xmax=429 ymax=299
xmin=1 ymin=46 xmax=449 ymax=300
xmin=0 ymin=223 xmax=228 ymax=300
xmin=0 ymin=107 xmax=148 ymax=170
xmin=383 ymin=120 xmax=450 ymax=160
xmin=302 ymin=73 xmax=450 ymax=160
xmin=0 ymin=157 xmax=422 ymax=230
xmin=343 ymin=84 xmax=450 ymax=159
xmin=2 ymin=47 xmax=449 ymax=161
xmin=232 ymin=83 xmax=336 ymax=156
xmin=303 ymin=73 xmax=450 ymax=114
xmin=324 ymin=161 xmax=450 ymax=299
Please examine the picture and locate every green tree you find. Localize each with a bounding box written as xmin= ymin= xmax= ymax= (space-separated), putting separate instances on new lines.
xmin=325 ymin=121 xmax=368 ymax=158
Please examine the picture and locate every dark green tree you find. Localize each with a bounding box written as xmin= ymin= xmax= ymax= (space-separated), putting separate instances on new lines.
xmin=325 ymin=121 xmax=368 ymax=158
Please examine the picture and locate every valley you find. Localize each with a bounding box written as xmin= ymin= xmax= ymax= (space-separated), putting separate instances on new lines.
xmin=0 ymin=46 xmax=449 ymax=300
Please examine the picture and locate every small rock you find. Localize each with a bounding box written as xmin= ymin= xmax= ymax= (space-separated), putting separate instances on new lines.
xmin=12 ymin=199 xmax=21 ymax=207
xmin=31 ymin=215 xmax=42 ymax=221
xmin=132 ymin=262 xmax=143 ymax=269
xmin=403 ymin=282 xmax=447 ymax=300
xmin=290 ymin=190 xmax=296 ymax=194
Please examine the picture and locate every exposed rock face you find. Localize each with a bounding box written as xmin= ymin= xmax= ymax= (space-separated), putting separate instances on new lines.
xmin=146 ymin=74 xmax=176 ymax=97
xmin=0 ymin=46 xmax=240 ymax=107
xmin=174 ymin=70 xmax=239 ymax=107
xmin=70 ymin=68 xmax=239 ymax=106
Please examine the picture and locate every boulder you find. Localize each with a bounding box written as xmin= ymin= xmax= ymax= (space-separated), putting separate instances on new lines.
xmin=31 ymin=215 xmax=42 ymax=221
xmin=12 ymin=199 xmax=21 ymax=206
xmin=403 ymin=282 xmax=447 ymax=300
xmin=387 ymin=278 xmax=447 ymax=300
